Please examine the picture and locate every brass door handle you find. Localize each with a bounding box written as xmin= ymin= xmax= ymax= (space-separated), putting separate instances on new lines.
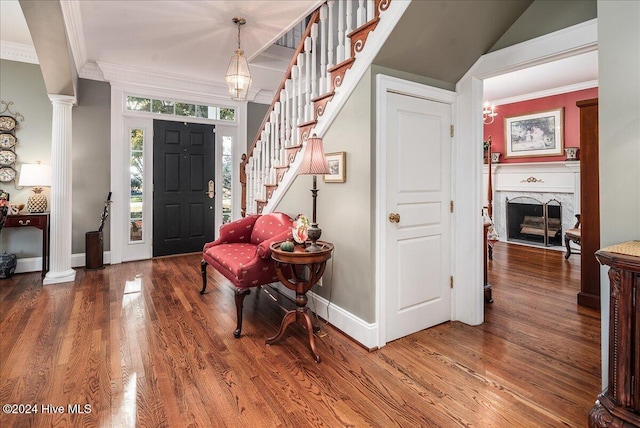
xmin=205 ymin=180 xmax=215 ymax=199
xmin=389 ymin=213 xmax=400 ymax=223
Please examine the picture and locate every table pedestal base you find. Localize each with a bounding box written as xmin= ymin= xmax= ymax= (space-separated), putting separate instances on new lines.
xmin=266 ymin=306 xmax=321 ymax=363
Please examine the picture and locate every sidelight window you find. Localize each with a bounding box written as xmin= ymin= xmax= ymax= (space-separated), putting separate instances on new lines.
xmin=222 ymin=136 xmax=233 ymax=224
xmin=129 ymin=128 xmax=144 ymax=242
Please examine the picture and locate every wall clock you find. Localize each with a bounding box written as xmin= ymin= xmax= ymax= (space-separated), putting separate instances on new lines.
xmin=0 ymin=166 xmax=17 ymax=182
xmin=0 ymin=150 xmax=16 ymax=166
xmin=0 ymin=116 xmax=17 ymax=132
xmin=0 ymin=133 xmax=16 ymax=149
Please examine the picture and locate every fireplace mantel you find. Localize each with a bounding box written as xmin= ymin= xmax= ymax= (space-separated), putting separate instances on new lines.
xmin=484 ymin=161 xmax=581 ymax=249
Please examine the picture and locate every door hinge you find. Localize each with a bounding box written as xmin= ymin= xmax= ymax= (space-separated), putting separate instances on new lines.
xmin=450 ymin=276 xmax=454 ymax=288
xmin=450 ymin=200 xmax=454 ymax=213
xmin=450 ymin=125 xmax=454 ymax=138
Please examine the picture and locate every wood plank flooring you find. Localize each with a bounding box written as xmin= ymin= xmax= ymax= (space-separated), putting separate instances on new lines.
xmin=0 ymin=242 xmax=601 ymax=427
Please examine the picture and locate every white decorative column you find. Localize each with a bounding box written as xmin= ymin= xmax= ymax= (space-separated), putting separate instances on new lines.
xmin=44 ymin=94 xmax=76 ymax=285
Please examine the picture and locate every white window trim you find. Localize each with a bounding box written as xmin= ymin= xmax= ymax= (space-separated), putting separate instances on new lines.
xmin=109 ymin=83 xmax=246 ymax=264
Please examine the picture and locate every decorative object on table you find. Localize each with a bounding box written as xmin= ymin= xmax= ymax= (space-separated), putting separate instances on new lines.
xmin=505 ymin=107 xmax=564 ymax=158
xmin=18 ymin=162 xmax=51 ymax=213
xmin=564 ymin=147 xmax=579 ymax=161
xmin=225 ymin=17 xmax=252 ymax=101
xmin=323 ymin=151 xmax=346 ymax=183
xmin=279 ymin=241 xmax=295 ymax=252
xmin=292 ymin=214 xmax=309 ymax=244
xmin=0 ymin=189 xmax=9 ymax=230
xmin=297 ymin=135 xmax=330 ymax=252
xmin=491 ymin=152 xmax=501 ymax=163
xmin=482 ymin=102 xmax=497 ymax=125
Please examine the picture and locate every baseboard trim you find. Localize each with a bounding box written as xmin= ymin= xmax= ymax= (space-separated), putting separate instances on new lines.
xmin=270 ymin=282 xmax=378 ymax=350
xmin=15 ymin=252 xmax=112 ymax=274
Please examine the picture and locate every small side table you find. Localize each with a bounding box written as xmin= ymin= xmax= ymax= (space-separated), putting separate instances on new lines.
xmin=4 ymin=213 xmax=50 ymax=277
xmin=268 ymin=240 xmax=334 ymax=363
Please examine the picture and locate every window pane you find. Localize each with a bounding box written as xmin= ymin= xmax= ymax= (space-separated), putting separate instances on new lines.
xmin=129 ymin=128 xmax=144 ymax=242
xmin=127 ymin=96 xmax=151 ymax=112
xmin=220 ymin=108 xmax=235 ymax=121
xmin=222 ymin=136 xmax=233 ymax=223
xmin=152 ymin=99 xmax=175 ymax=114
xmin=176 ymin=103 xmax=195 ymax=117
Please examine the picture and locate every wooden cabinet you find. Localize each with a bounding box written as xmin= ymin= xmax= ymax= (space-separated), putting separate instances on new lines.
xmin=577 ymin=98 xmax=601 ymax=309
xmin=590 ymin=242 xmax=640 ymax=427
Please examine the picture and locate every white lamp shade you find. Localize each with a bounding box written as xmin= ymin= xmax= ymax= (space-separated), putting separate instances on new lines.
xmin=225 ymin=50 xmax=252 ymax=101
xmin=18 ymin=163 xmax=52 ymax=187
xmin=298 ymin=136 xmax=330 ymax=175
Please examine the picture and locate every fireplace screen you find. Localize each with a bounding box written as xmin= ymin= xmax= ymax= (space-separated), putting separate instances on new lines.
xmin=506 ymin=197 xmax=562 ymax=247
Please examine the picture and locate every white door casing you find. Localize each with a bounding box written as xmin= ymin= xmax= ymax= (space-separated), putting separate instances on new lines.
xmin=376 ymin=75 xmax=455 ymax=345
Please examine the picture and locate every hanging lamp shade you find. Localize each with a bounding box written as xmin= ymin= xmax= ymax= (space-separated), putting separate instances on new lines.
xmin=225 ymin=18 xmax=252 ymax=101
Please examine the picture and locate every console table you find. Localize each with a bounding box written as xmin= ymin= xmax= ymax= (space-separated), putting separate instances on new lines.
xmin=590 ymin=241 xmax=640 ymax=427
xmin=4 ymin=213 xmax=50 ymax=277
xmin=268 ymin=241 xmax=333 ymax=363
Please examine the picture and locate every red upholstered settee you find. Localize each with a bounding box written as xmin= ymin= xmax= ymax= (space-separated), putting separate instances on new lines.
xmin=200 ymin=212 xmax=293 ymax=337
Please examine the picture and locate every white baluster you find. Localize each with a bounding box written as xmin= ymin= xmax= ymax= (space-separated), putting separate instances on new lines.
xmin=284 ymin=80 xmax=292 ymax=148
xmin=319 ymin=4 xmax=328 ymax=94
xmin=327 ymin=0 xmax=335 ymax=88
xmin=274 ymin=101 xmax=281 ymax=167
xmin=290 ymin=68 xmax=298 ymax=146
xmin=345 ymin=0 xmax=353 ymax=59
xmin=337 ymin=0 xmax=345 ymax=63
xmin=297 ymin=52 xmax=304 ymax=128
xmin=367 ymin=0 xmax=374 ymax=21
xmin=357 ymin=0 xmax=366 ymax=27
xmin=310 ymin=23 xmax=318 ymax=102
xmin=304 ymin=37 xmax=311 ymax=122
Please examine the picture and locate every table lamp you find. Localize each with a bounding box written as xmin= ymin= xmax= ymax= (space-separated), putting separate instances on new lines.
xmin=18 ymin=162 xmax=51 ymax=213
xmin=297 ymin=135 xmax=330 ymax=252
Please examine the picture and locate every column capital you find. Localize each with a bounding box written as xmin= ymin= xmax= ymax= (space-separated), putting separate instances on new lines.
xmin=48 ymin=94 xmax=77 ymax=106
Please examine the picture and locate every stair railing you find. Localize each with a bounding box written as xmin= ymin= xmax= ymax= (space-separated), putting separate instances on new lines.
xmin=241 ymin=0 xmax=390 ymax=216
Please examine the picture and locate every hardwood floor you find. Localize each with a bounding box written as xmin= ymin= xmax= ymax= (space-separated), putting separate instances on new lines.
xmin=0 ymin=242 xmax=600 ymax=427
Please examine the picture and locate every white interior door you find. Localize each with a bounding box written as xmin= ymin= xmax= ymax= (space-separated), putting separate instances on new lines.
xmin=385 ymin=91 xmax=452 ymax=343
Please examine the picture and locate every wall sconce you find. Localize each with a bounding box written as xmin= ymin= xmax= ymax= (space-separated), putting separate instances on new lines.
xmin=225 ymin=17 xmax=252 ymax=101
xmin=483 ymin=102 xmax=497 ymax=125
xmin=18 ymin=162 xmax=51 ymax=213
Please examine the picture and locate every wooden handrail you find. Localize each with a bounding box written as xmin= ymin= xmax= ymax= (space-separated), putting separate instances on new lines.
xmin=240 ymin=8 xmax=322 ymax=173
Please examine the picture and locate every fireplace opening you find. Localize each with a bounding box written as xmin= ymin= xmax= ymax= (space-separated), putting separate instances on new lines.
xmin=506 ymin=197 xmax=562 ymax=247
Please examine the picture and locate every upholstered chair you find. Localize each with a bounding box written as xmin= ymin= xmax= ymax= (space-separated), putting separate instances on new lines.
xmin=200 ymin=212 xmax=293 ymax=337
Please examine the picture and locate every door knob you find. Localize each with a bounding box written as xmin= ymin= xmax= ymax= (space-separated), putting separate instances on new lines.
xmin=389 ymin=213 xmax=400 ymax=223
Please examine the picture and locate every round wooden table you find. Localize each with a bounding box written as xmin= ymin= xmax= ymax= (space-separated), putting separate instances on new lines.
xmin=267 ymin=240 xmax=334 ymax=363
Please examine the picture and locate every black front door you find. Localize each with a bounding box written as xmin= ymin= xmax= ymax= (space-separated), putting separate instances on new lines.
xmin=153 ymin=120 xmax=215 ymax=257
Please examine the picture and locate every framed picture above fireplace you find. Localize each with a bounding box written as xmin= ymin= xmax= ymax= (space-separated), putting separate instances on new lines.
xmin=505 ymin=107 xmax=564 ymax=158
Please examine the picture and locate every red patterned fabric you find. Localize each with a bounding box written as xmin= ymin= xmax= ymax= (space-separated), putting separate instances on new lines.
xmin=202 ymin=212 xmax=293 ymax=289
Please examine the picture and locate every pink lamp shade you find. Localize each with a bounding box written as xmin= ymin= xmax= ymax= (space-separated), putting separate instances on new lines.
xmin=298 ymin=136 xmax=330 ymax=175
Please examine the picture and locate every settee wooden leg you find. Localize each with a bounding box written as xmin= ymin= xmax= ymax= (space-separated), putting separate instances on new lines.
xmin=564 ymin=236 xmax=572 ymax=259
xmin=234 ymin=288 xmax=251 ymax=338
xmin=200 ymin=260 xmax=208 ymax=294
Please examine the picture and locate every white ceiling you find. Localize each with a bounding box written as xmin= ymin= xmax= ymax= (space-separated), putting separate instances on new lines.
xmin=1 ymin=0 xmax=598 ymax=104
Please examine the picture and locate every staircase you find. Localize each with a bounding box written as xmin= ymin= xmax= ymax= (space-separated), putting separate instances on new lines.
xmin=241 ymin=0 xmax=405 ymax=216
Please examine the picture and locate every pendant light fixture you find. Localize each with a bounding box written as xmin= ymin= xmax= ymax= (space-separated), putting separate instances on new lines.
xmin=225 ymin=17 xmax=252 ymax=101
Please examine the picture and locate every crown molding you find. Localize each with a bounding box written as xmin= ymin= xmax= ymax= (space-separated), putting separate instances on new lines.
xmin=97 ymin=61 xmax=272 ymax=102
xmin=60 ymin=0 xmax=87 ymax=74
xmin=493 ymin=80 xmax=598 ymax=106
xmin=0 ymin=41 xmax=38 ymax=64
